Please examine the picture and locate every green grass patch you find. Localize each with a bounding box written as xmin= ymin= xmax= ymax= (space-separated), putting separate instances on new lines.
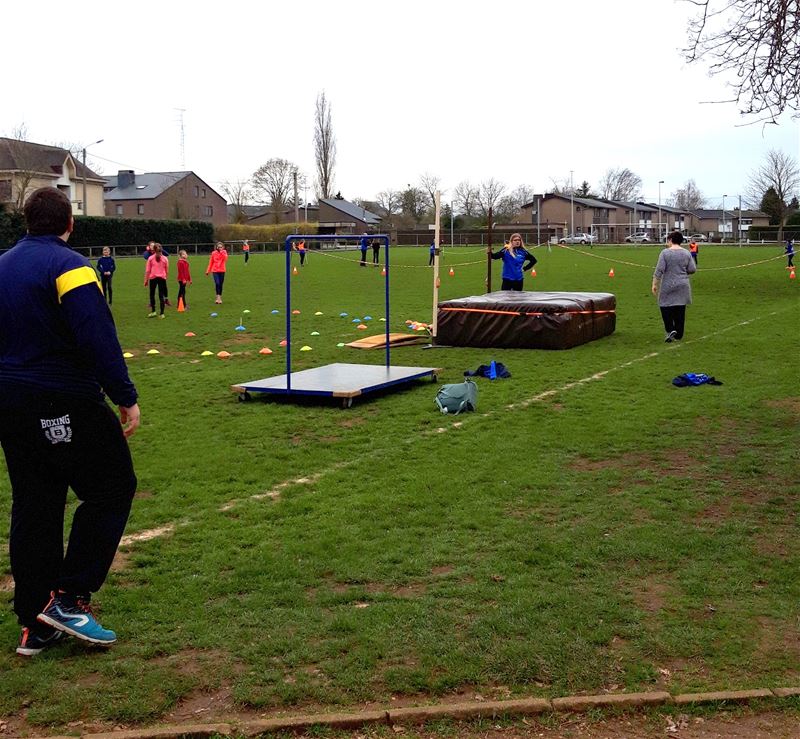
xmin=0 ymin=244 xmax=798 ymax=730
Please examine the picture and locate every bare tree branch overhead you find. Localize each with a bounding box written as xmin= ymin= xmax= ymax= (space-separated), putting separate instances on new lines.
xmin=684 ymin=0 xmax=800 ymax=120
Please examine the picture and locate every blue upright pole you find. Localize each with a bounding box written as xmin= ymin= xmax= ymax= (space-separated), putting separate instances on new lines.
xmin=383 ymin=235 xmax=390 ymax=369
xmin=284 ymin=236 xmax=292 ymax=392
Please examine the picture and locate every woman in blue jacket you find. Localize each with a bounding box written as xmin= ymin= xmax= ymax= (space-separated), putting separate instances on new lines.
xmin=488 ymin=233 xmax=536 ymax=290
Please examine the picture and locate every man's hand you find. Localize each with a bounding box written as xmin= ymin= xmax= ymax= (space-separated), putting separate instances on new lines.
xmin=119 ymin=404 xmax=141 ymax=438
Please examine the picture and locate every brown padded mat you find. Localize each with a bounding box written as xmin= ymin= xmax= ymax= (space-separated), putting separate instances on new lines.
xmin=436 ymin=291 xmax=616 ymax=349
xmin=346 ymin=333 xmax=429 ymax=349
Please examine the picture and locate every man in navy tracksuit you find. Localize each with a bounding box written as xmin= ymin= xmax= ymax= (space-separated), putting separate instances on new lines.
xmin=0 ymin=188 xmax=140 ymax=656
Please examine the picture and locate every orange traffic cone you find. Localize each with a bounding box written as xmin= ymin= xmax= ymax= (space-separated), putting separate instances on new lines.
xmin=791 ymin=269 xmax=796 ymax=279
xmin=381 ymin=267 xmax=386 ymax=276
xmin=449 ymin=267 xmax=455 ymax=277
xmin=177 ymin=297 xmax=185 ymax=312
xmin=292 ymin=266 xmax=298 ymax=275
xmin=608 ymin=268 xmax=615 ymax=277
xmin=531 ymin=268 xmax=537 ymax=277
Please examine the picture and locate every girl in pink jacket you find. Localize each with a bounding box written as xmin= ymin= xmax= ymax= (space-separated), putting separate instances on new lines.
xmin=206 ymin=242 xmax=228 ymax=304
xmin=144 ymin=244 xmax=169 ymax=318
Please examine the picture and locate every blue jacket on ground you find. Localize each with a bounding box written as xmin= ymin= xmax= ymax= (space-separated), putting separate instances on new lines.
xmin=0 ymin=235 xmax=137 ymax=407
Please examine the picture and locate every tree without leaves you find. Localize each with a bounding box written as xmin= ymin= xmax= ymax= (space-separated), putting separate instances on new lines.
xmin=375 ymin=189 xmax=402 ymax=224
xmin=669 ymin=179 xmax=705 ymax=211
xmin=220 ymin=179 xmax=254 ymax=224
xmin=6 ymin=124 xmax=42 ymax=212
xmin=684 ymin=0 xmax=800 ymax=122
xmin=251 ymin=158 xmax=297 ymax=224
xmin=477 ymin=178 xmax=506 ymax=220
xmin=419 ymin=173 xmax=442 ymax=211
xmin=598 ymin=168 xmax=643 ymax=201
xmin=453 ymin=180 xmax=479 ymax=216
xmin=314 ymin=91 xmax=336 ymax=199
xmin=747 ymin=149 xmax=800 ymax=240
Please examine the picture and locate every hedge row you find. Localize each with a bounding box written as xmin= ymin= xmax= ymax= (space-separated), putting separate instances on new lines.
xmin=0 ymin=211 xmax=25 ymax=248
xmin=215 ymin=222 xmax=318 ymax=244
xmin=68 ymin=216 xmax=214 ymax=248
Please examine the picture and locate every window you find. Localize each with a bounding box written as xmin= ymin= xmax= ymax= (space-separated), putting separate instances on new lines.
xmin=193 ymin=186 xmax=199 ymax=197
xmin=115 ymin=204 xmax=123 ymax=216
xmin=137 ymin=204 xmax=145 ymax=215
xmin=202 ymin=205 xmax=213 ymax=217
xmin=201 ymin=188 xmax=206 ymax=198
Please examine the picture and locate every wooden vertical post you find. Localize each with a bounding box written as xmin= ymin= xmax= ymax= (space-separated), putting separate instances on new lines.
xmin=431 ymin=191 xmax=441 ymax=338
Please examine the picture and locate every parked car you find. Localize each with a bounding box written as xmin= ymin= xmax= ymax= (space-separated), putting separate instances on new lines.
xmin=685 ymin=234 xmax=707 ymax=242
xmin=559 ymin=233 xmax=597 ymax=245
xmin=625 ymin=233 xmax=652 ymax=243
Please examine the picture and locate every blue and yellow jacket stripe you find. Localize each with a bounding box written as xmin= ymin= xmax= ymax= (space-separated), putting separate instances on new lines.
xmin=0 ymin=235 xmax=137 ymax=407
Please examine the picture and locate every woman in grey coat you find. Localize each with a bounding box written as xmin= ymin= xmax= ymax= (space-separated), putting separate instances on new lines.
xmin=652 ymin=232 xmax=697 ymax=342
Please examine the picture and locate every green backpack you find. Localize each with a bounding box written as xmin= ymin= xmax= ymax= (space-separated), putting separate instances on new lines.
xmin=434 ymin=380 xmax=478 ymax=414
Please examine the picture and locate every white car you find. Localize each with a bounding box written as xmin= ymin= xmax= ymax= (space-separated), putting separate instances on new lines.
xmin=685 ymin=234 xmax=707 ymax=242
xmin=559 ymin=233 xmax=597 ymax=245
xmin=625 ymin=233 xmax=652 ymax=243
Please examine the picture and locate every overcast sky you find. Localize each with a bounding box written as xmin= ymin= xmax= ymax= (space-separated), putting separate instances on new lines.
xmin=4 ymin=0 xmax=799 ymax=208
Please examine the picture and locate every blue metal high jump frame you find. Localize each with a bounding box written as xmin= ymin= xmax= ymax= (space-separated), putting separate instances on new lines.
xmin=283 ymin=234 xmax=390 ymax=391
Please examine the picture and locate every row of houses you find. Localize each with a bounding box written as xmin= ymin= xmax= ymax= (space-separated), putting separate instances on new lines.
xmin=0 ymin=138 xmax=386 ymax=234
xmin=0 ymin=138 xmax=771 ymax=241
xmin=515 ymin=194 xmax=770 ymax=241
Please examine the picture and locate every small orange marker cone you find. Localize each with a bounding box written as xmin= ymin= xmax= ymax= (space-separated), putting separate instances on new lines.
xmin=259 ymin=347 xmax=273 ymax=355
xmin=791 ymin=269 xmax=796 ymax=279
xmin=279 ymin=339 xmax=288 ymax=347
xmin=531 ymin=268 xmax=537 ymax=277
xmin=449 ymin=267 xmax=455 ymax=277
xmin=381 ymin=267 xmax=386 ymax=276
xmin=292 ymin=266 xmax=298 ymax=275
xmin=217 ymin=351 xmax=231 ymax=359
xmin=177 ymin=297 xmax=185 ymax=312
xmin=608 ymin=268 xmax=615 ymax=277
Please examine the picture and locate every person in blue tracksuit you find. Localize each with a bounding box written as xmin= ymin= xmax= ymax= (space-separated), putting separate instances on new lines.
xmin=96 ymin=246 xmax=116 ymax=305
xmin=488 ymin=232 xmax=537 ymax=290
xmin=0 ymin=188 xmax=140 ymax=656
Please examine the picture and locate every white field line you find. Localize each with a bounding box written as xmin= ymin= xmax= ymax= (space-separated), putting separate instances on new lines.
xmin=120 ymin=309 xmax=788 ymax=546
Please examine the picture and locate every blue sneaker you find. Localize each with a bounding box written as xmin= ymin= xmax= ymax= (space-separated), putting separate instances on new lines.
xmin=16 ymin=626 xmax=65 ymax=656
xmin=37 ymin=592 xmax=117 ymax=646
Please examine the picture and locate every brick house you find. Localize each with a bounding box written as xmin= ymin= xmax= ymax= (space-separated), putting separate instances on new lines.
xmin=317 ymin=198 xmax=381 ymax=234
xmin=246 ymin=203 xmax=320 ymax=225
xmin=518 ymin=194 xmax=617 ymax=241
xmin=691 ymin=209 xmax=770 ymax=240
xmin=0 ymin=137 xmax=105 ymax=215
xmin=103 ymin=170 xmax=226 ymax=226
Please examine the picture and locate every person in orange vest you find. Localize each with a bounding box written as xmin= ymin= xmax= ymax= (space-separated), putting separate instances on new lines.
xmin=242 ymin=239 xmax=250 ymax=265
xmin=206 ymin=242 xmax=228 ymax=304
xmin=689 ymin=239 xmax=699 ymax=265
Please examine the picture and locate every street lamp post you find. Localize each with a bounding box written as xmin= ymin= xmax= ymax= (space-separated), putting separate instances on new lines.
xmin=658 ymin=180 xmax=664 ymax=241
xmin=82 ymin=139 xmax=103 ymax=216
xmin=722 ymin=194 xmax=727 ymax=242
xmin=569 ymin=170 xmax=574 ymax=235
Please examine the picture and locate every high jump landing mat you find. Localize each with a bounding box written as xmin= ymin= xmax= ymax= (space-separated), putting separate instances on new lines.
xmin=232 ymin=363 xmax=442 ymax=408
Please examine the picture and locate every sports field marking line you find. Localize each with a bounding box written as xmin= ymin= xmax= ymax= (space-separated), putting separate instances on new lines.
xmin=119 ymin=524 xmax=176 ymax=547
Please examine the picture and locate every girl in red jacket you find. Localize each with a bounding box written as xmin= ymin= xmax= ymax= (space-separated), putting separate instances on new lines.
xmin=177 ymin=250 xmax=192 ymax=309
xmin=206 ymin=242 xmax=228 ymax=304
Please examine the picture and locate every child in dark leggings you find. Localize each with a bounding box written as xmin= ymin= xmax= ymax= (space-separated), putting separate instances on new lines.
xmin=144 ymin=244 xmax=169 ymax=318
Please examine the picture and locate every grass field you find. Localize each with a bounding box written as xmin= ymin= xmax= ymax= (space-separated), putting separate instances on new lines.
xmin=0 ymin=243 xmax=798 ymax=733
